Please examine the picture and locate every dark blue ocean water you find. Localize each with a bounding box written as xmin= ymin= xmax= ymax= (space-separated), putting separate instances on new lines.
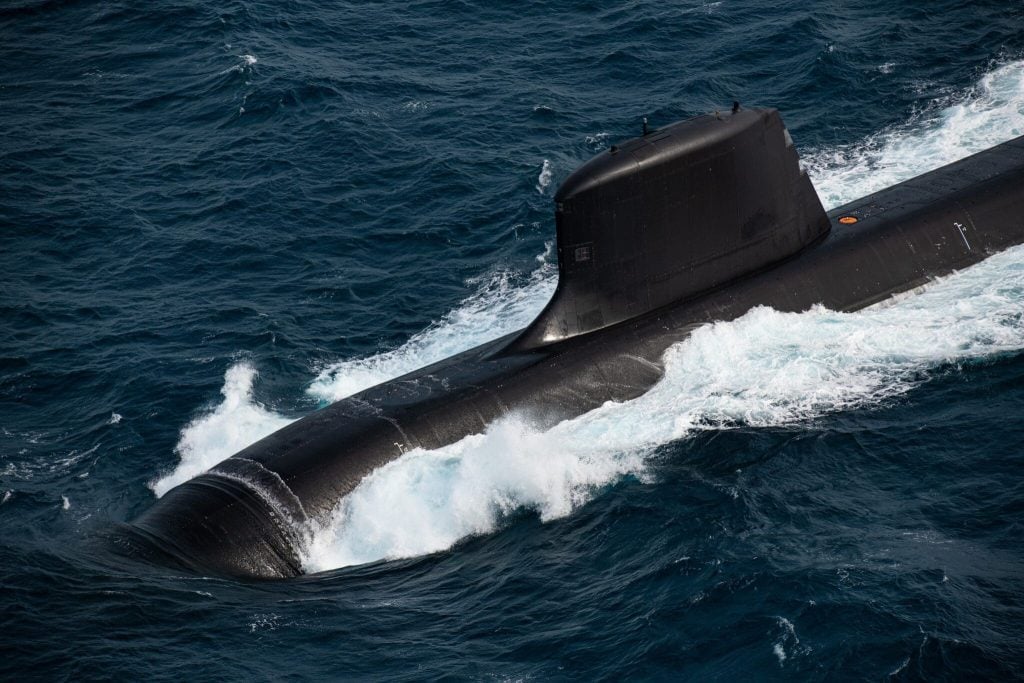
xmin=4 ymin=0 xmax=1024 ymax=679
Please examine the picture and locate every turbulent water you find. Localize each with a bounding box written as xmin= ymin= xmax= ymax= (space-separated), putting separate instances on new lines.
xmin=3 ymin=1 xmax=1024 ymax=679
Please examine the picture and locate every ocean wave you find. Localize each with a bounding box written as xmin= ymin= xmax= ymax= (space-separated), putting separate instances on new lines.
xmin=306 ymin=250 xmax=556 ymax=403
xmin=804 ymin=59 xmax=1024 ymax=209
xmin=536 ymin=159 xmax=553 ymax=194
xmin=150 ymin=363 xmax=294 ymax=497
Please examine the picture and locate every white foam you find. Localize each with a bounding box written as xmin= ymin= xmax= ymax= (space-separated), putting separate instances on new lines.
xmin=303 ymin=245 xmax=1024 ymax=570
xmin=151 ymin=364 xmax=295 ymax=497
xmin=805 ymin=60 xmax=1024 ymax=209
xmin=772 ymin=617 xmax=800 ymax=666
xmin=889 ymin=657 xmax=911 ymax=676
xmin=536 ymin=159 xmax=553 ymax=194
xmin=61 ymin=495 xmax=71 ymax=510
xmin=108 ymin=413 xmax=122 ymax=425
xmin=221 ymin=54 xmax=258 ymax=75
xmin=302 ymin=417 xmax=649 ymax=568
xmin=248 ymin=613 xmax=281 ymax=633
xmin=307 ymin=254 xmax=556 ymax=403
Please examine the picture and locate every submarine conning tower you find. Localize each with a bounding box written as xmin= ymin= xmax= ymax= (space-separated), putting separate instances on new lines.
xmin=510 ymin=107 xmax=830 ymax=350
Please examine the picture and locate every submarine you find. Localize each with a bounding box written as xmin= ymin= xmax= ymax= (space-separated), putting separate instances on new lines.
xmin=116 ymin=106 xmax=1024 ymax=579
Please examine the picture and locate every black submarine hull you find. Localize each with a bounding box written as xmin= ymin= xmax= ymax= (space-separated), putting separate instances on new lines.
xmin=119 ymin=109 xmax=1024 ymax=578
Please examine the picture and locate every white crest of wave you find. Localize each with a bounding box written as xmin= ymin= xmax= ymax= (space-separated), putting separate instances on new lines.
xmin=302 ymin=417 xmax=649 ymax=569
xmin=805 ymin=59 xmax=1024 ymax=209
xmin=151 ymin=364 xmax=294 ymax=497
xmin=536 ymin=159 xmax=553 ymax=194
xmin=304 ymin=245 xmax=1024 ymax=571
xmin=307 ymin=254 xmax=556 ymax=402
xmin=221 ymin=54 xmax=258 ymax=75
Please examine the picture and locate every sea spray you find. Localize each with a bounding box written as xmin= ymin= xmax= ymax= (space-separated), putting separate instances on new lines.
xmin=804 ymin=60 xmax=1024 ymax=209
xmin=151 ymin=364 xmax=294 ymax=497
xmin=306 ymin=255 xmax=556 ymax=403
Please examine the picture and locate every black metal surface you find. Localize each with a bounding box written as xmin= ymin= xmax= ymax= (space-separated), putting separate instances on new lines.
xmin=511 ymin=108 xmax=830 ymax=349
xmin=123 ymin=110 xmax=1024 ymax=579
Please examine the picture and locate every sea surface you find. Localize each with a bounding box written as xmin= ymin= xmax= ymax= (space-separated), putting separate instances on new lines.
xmin=3 ymin=0 xmax=1024 ymax=679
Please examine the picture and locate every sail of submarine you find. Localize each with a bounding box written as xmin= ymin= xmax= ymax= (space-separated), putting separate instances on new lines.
xmin=115 ymin=106 xmax=1024 ymax=579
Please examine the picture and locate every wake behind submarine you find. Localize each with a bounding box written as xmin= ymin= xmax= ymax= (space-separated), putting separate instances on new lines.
xmin=117 ymin=106 xmax=1024 ymax=578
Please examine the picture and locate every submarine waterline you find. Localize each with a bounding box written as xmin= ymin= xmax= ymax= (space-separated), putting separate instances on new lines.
xmin=119 ymin=107 xmax=1024 ymax=578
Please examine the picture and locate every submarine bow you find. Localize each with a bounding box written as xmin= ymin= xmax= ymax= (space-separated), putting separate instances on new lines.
xmin=119 ymin=107 xmax=1024 ymax=578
